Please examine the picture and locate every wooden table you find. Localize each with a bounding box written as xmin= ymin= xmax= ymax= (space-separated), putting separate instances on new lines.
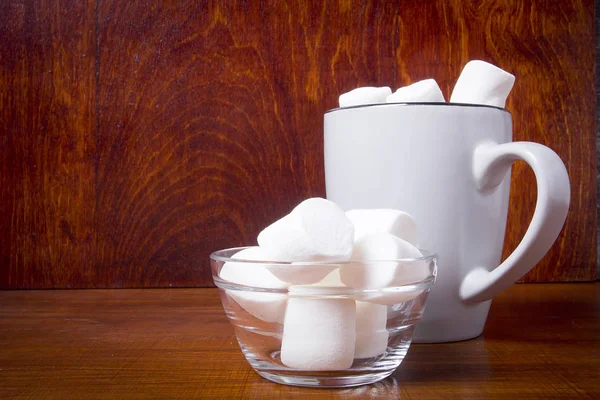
xmin=1 ymin=283 xmax=598 ymax=399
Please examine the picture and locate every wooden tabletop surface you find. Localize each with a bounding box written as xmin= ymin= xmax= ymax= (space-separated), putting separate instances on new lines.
xmin=1 ymin=283 xmax=598 ymax=399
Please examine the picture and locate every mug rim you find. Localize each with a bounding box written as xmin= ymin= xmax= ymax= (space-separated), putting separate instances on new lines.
xmin=210 ymin=246 xmax=438 ymax=264
xmin=325 ymin=101 xmax=511 ymax=114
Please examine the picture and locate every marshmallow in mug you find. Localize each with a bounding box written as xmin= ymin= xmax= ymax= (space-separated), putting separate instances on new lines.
xmin=219 ymin=247 xmax=288 ymax=323
xmin=338 ymin=86 xmax=392 ymax=107
xmin=450 ymin=60 xmax=515 ymax=108
xmin=386 ymin=79 xmax=445 ymax=103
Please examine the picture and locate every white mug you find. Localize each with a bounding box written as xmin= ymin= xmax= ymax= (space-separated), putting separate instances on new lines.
xmin=324 ymin=103 xmax=570 ymax=343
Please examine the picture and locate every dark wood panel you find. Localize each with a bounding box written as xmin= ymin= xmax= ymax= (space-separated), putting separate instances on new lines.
xmin=0 ymin=0 xmax=97 ymax=288
xmin=0 ymin=0 xmax=596 ymax=288
xmin=497 ymin=0 xmax=597 ymax=281
xmin=0 ymin=284 xmax=598 ymax=398
xmin=92 ymin=1 xmax=403 ymax=287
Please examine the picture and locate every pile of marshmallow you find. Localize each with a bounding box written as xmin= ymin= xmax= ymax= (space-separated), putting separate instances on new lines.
xmin=220 ymin=198 xmax=428 ymax=371
xmin=219 ymin=59 xmax=515 ymax=371
xmin=339 ymin=60 xmax=515 ymax=108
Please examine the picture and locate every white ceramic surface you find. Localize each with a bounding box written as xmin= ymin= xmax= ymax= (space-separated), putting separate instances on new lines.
xmin=324 ymin=103 xmax=570 ymax=343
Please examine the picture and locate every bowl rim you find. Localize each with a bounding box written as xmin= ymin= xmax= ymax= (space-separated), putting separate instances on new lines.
xmin=210 ymin=246 xmax=437 ymax=265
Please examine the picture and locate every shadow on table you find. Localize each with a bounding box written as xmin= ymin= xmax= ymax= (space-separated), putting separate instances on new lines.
xmin=392 ymin=339 xmax=493 ymax=384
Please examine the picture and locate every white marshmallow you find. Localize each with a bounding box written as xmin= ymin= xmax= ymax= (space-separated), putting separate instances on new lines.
xmin=305 ymin=232 xmax=428 ymax=306
xmin=219 ymin=247 xmax=288 ymax=323
xmin=281 ymin=297 xmax=356 ymax=370
xmin=386 ymin=79 xmax=445 ymax=103
xmin=450 ymin=60 xmax=515 ymax=108
xmin=357 ymin=287 xmax=425 ymax=306
xmin=339 ymin=232 xmax=424 ymax=290
xmin=355 ymin=301 xmax=389 ymax=358
xmin=311 ymin=268 xmax=344 ymax=287
xmin=339 ymin=87 xmax=392 ymax=108
xmin=266 ymin=262 xmax=337 ymax=285
xmin=257 ymin=198 xmax=354 ymax=263
xmin=293 ymin=276 xmax=390 ymax=358
xmin=346 ymin=209 xmax=419 ymax=246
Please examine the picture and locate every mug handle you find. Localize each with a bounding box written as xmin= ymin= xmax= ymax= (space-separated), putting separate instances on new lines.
xmin=459 ymin=141 xmax=570 ymax=303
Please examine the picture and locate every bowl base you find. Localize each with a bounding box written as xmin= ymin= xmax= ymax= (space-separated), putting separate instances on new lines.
xmin=256 ymin=369 xmax=394 ymax=388
xmin=239 ymin=328 xmax=414 ymax=388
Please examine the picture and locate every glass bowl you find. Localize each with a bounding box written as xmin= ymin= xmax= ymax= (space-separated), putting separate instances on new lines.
xmin=210 ymin=246 xmax=437 ymax=388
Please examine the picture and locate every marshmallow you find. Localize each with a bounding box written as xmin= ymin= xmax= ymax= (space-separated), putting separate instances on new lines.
xmin=346 ymin=209 xmax=418 ymax=246
xmin=308 ymin=267 xmax=422 ymax=306
xmin=339 ymin=87 xmax=392 ymax=108
xmin=386 ymin=79 xmax=445 ymax=103
xmin=349 ymin=278 xmax=427 ymax=306
xmin=281 ymin=297 xmax=356 ymax=370
xmin=355 ymin=301 xmax=389 ymax=358
xmin=257 ymin=198 xmax=354 ymax=263
xmin=311 ymin=268 xmax=344 ymax=287
xmin=450 ymin=60 xmax=515 ymax=108
xmin=359 ymin=286 xmax=425 ymax=306
xmin=266 ymin=262 xmax=338 ymax=285
xmin=219 ymin=247 xmax=288 ymax=323
xmin=339 ymin=232 xmax=425 ymax=290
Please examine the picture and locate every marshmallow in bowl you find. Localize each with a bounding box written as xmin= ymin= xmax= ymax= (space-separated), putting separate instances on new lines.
xmin=450 ymin=60 xmax=515 ymax=108
xmin=355 ymin=284 xmax=425 ymax=306
xmin=300 ymin=272 xmax=389 ymax=358
xmin=386 ymin=79 xmax=445 ymax=103
xmin=221 ymin=199 xmax=430 ymax=371
xmin=310 ymin=268 xmax=345 ymax=287
xmin=354 ymin=301 xmax=389 ymax=358
xmin=257 ymin=198 xmax=354 ymax=263
xmin=340 ymin=232 xmax=424 ymax=290
xmin=294 ymin=273 xmax=390 ymax=359
xmin=338 ymin=86 xmax=392 ymax=108
xmin=266 ymin=261 xmax=338 ymax=285
xmin=281 ymin=296 xmax=356 ymax=370
xmin=219 ymin=247 xmax=288 ymax=323
xmin=346 ymin=209 xmax=419 ymax=246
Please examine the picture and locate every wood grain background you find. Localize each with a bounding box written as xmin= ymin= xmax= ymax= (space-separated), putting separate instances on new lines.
xmin=595 ymin=0 xmax=600 ymax=277
xmin=0 ymin=0 xmax=596 ymax=288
